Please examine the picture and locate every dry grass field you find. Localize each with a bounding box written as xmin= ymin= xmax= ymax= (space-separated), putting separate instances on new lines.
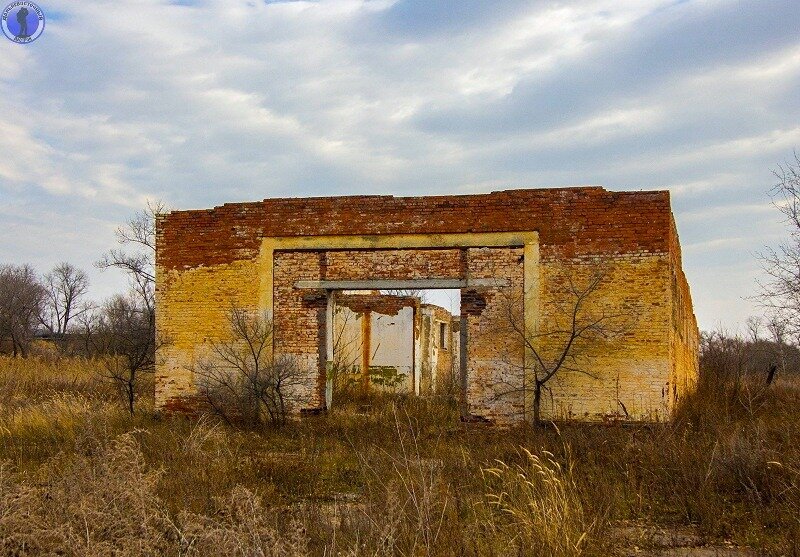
xmin=0 ymin=356 xmax=798 ymax=556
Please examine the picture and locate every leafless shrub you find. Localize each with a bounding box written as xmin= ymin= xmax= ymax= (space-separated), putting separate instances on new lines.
xmin=196 ymin=306 xmax=305 ymax=427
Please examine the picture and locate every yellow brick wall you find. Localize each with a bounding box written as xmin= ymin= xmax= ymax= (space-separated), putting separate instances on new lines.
xmin=155 ymin=259 xmax=261 ymax=411
xmin=155 ymin=234 xmax=698 ymax=422
xmin=534 ymin=255 xmax=673 ymax=421
xmin=669 ymin=217 xmax=700 ymax=412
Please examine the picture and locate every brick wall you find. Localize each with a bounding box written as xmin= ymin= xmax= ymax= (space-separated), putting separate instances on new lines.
xmin=420 ymin=304 xmax=456 ymax=395
xmin=155 ymin=186 xmax=698 ymax=423
xmin=537 ymin=255 xmax=673 ymax=421
xmin=157 ymin=187 xmax=671 ymax=271
xmin=669 ymin=215 xmax=700 ymax=412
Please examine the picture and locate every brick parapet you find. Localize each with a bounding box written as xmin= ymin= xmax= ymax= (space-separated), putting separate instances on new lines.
xmin=156 ymin=187 xmax=671 ymax=271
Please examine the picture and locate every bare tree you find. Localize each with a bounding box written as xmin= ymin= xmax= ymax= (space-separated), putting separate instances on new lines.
xmin=764 ymin=316 xmax=790 ymax=383
xmin=757 ymin=152 xmax=800 ymax=336
xmin=697 ymin=323 xmax=800 ymax=418
xmin=72 ymin=303 xmax=105 ymax=357
xmin=101 ymin=293 xmax=158 ymax=415
xmin=196 ymin=306 xmax=305 ymax=427
xmin=0 ymin=264 xmax=45 ymax=357
xmin=40 ymin=262 xmax=90 ymax=340
xmin=497 ymin=260 xmax=632 ymax=425
xmin=702 ymin=318 xmax=800 ymax=392
xmin=96 ymin=201 xmax=166 ymax=413
xmin=96 ymin=200 xmax=165 ymax=314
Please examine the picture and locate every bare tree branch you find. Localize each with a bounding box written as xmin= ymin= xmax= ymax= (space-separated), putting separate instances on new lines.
xmin=96 ymin=200 xmax=166 ymax=309
xmin=95 ymin=200 xmax=167 ymax=413
xmin=756 ymin=152 xmax=800 ymax=337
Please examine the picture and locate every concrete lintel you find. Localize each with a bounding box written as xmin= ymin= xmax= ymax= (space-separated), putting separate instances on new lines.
xmin=257 ymin=230 xmax=538 ymax=313
xmin=294 ymin=278 xmax=509 ymax=290
xmin=264 ymin=231 xmax=538 ymax=251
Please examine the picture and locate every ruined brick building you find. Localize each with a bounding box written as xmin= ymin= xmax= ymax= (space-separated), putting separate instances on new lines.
xmin=155 ymin=186 xmax=698 ymax=423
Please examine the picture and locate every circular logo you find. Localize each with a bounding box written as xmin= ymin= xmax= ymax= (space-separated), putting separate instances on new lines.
xmin=2 ymin=1 xmax=45 ymax=43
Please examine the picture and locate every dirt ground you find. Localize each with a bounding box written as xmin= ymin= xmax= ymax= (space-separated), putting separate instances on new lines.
xmin=613 ymin=522 xmax=759 ymax=556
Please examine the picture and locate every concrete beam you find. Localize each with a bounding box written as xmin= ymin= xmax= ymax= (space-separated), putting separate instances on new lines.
xmin=294 ymin=278 xmax=510 ymax=290
xmin=257 ymin=231 xmax=538 ymax=312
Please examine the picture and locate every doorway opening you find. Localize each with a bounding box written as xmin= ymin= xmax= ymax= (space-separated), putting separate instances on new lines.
xmin=326 ymin=289 xmax=461 ymax=408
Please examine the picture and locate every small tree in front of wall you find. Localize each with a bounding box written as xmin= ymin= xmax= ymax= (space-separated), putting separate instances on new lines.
xmin=196 ymin=306 xmax=305 ymax=427
xmin=498 ymin=259 xmax=633 ymax=426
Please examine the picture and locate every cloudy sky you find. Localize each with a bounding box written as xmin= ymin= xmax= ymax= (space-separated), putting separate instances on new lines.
xmin=1 ymin=0 xmax=799 ymax=330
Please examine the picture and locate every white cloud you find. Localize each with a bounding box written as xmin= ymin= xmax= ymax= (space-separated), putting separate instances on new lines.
xmin=0 ymin=0 xmax=798 ymax=330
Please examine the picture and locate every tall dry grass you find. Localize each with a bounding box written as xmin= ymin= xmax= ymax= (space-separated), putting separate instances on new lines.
xmin=0 ymin=355 xmax=797 ymax=555
xmin=479 ymin=448 xmax=591 ymax=556
xmin=0 ymin=355 xmax=112 ymax=404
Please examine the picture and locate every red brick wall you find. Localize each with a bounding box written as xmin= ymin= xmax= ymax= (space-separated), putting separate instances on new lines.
xmin=335 ymin=294 xmax=419 ymax=316
xmin=157 ymin=187 xmax=671 ymax=271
